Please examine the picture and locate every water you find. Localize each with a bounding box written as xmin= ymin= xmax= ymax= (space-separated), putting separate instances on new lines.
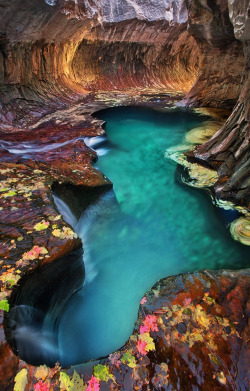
xmin=7 ymin=106 xmax=249 ymax=367
xmin=0 ymin=137 xmax=84 ymax=155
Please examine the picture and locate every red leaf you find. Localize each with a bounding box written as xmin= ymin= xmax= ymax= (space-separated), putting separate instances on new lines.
xmin=34 ymin=380 xmax=49 ymax=391
xmin=137 ymin=339 xmax=147 ymax=356
xmin=86 ymin=376 xmax=100 ymax=391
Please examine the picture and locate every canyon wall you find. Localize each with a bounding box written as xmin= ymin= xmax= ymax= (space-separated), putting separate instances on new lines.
xmin=0 ymin=0 xmax=249 ymax=206
xmin=0 ymin=0 xmax=245 ymax=103
xmin=188 ymin=0 xmax=250 ymax=207
xmin=0 ymin=2 xmax=249 ymax=389
xmin=0 ymin=1 xmax=200 ymax=101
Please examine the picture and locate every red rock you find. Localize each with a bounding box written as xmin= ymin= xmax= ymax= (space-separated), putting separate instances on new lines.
xmin=0 ymin=1 xmax=249 ymax=389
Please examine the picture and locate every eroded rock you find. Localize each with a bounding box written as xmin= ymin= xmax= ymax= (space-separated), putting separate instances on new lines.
xmin=2 ymin=269 xmax=248 ymax=390
xmin=0 ymin=1 xmax=249 ymax=389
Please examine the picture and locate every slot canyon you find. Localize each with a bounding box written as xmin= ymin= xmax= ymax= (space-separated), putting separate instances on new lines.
xmin=0 ymin=1 xmax=249 ymax=390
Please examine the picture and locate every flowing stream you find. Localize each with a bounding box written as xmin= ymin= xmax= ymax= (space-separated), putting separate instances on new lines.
xmin=6 ymin=106 xmax=249 ymax=367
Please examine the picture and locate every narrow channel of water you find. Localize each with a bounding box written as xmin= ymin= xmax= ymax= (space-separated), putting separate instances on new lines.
xmin=7 ymin=106 xmax=249 ymax=367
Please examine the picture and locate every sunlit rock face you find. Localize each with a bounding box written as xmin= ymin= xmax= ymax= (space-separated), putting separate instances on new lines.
xmin=0 ymin=2 xmax=248 ymax=240
xmin=0 ymin=1 xmax=249 ymax=389
xmin=0 ymin=0 xmax=246 ymax=110
xmin=72 ymin=27 xmax=199 ymax=92
xmin=45 ymin=0 xmax=188 ymax=24
xmin=0 ymin=0 xmax=245 ymax=110
xmin=0 ymin=0 xmax=198 ymax=101
xmin=0 ymin=0 xmax=248 ymax=207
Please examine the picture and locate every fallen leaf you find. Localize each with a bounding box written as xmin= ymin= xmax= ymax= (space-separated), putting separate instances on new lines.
xmin=93 ymin=364 xmax=114 ymax=382
xmin=121 ymin=351 xmax=137 ymax=368
xmin=0 ymin=299 xmax=9 ymax=312
xmin=35 ymin=365 xmax=49 ymax=381
xmin=34 ymin=380 xmax=49 ymax=391
xmin=86 ymin=376 xmax=100 ymax=391
xmin=34 ymin=221 xmax=50 ymax=231
xmin=14 ymin=369 xmax=28 ymax=391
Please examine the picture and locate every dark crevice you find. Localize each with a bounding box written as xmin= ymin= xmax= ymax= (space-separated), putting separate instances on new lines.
xmin=51 ymin=182 xmax=113 ymax=221
xmin=4 ymin=247 xmax=84 ymax=367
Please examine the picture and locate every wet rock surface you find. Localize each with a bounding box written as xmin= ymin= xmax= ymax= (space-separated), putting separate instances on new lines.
xmin=0 ymin=92 xmax=182 ymax=390
xmin=0 ymin=0 xmax=248 ymax=206
xmin=1 ymin=269 xmax=249 ymax=390
xmin=184 ymin=0 xmax=250 ymax=208
xmin=0 ymin=0 xmax=249 ymax=389
xmin=100 ymin=269 xmax=249 ymax=391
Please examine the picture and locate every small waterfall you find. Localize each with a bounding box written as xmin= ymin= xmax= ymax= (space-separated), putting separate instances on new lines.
xmin=75 ymin=189 xmax=119 ymax=284
xmin=5 ymin=249 xmax=84 ymax=367
xmin=0 ymin=137 xmax=84 ymax=155
xmin=53 ymin=193 xmax=78 ymax=228
xmin=84 ymin=135 xmax=110 ymax=157
xmin=7 ymin=305 xmax=59 ymax=366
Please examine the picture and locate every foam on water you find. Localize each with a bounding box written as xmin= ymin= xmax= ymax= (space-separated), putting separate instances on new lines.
xmin=53 ymin=194 xmax=78 ymax=228
xmin=0 ymin=137 xmax=84 ymax=155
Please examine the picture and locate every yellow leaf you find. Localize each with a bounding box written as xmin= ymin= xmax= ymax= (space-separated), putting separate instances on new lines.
xmin=192 ymin=333 xmax=203 ymax=342
xmin=52 ymin=229 xmax=61 ymax=237
xmin=193 ymin=305 xmax=211 ymax=329
xmin=217 ymin=371 xmax=227 ymax=385
xmin=207 ymin=339 xmax=217 ymax=351
xmin=3 ymin=191 xmax=16 ymax=198
xmin=14 ymin=368 xmax=28 ymax=391
xmin=60 ymin=372 xmax=71 ymax=390
xmin=139 ymin=333 xmax=155 ymax=352
xmin=40 ymin=247 xmax=48 ymax=255
xmin=34 ymin=221 xmax=49 ymax=231
xmin=69 ymin=371 xmax=86 ymax=391
xmin=35 ymin=365 xmax=49 ymax=381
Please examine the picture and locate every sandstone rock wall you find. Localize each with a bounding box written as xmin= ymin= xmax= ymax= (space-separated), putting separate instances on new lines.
xmin=185 ymin=0 xmax=246 ymax=108
xmin=0 ymin=0 xmax=245 ymax=106
xmin=72 ymin=24 xmax=199 ymax=91
xmin=0 ymin=0 xmax=199 ymax=102
xmin=0 ymin=0 xmax=249 ymax=205
xmin=189 ymin=0 xmax=250 ymax=207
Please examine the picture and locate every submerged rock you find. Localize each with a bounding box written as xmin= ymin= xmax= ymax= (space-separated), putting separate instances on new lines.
xmin=230 ymin=217 xmax=250 ymax=246
xmin=165 ymin=149 xmax=219 ymax=188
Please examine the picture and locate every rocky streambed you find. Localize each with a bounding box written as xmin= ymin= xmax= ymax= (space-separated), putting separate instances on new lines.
xmin=0 ymin=95 xmax=249 ymax=391
xmin=0 ymin=0 xmax=249 ymax=390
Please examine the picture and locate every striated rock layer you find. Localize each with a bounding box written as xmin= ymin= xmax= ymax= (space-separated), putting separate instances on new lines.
xmin=0 ymin=0 xmax=248 ymax=205
xmin=0 ymin=0 xmax=249 ymax=389
xmin=186 ymin=0 xmax=250 ymax=208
